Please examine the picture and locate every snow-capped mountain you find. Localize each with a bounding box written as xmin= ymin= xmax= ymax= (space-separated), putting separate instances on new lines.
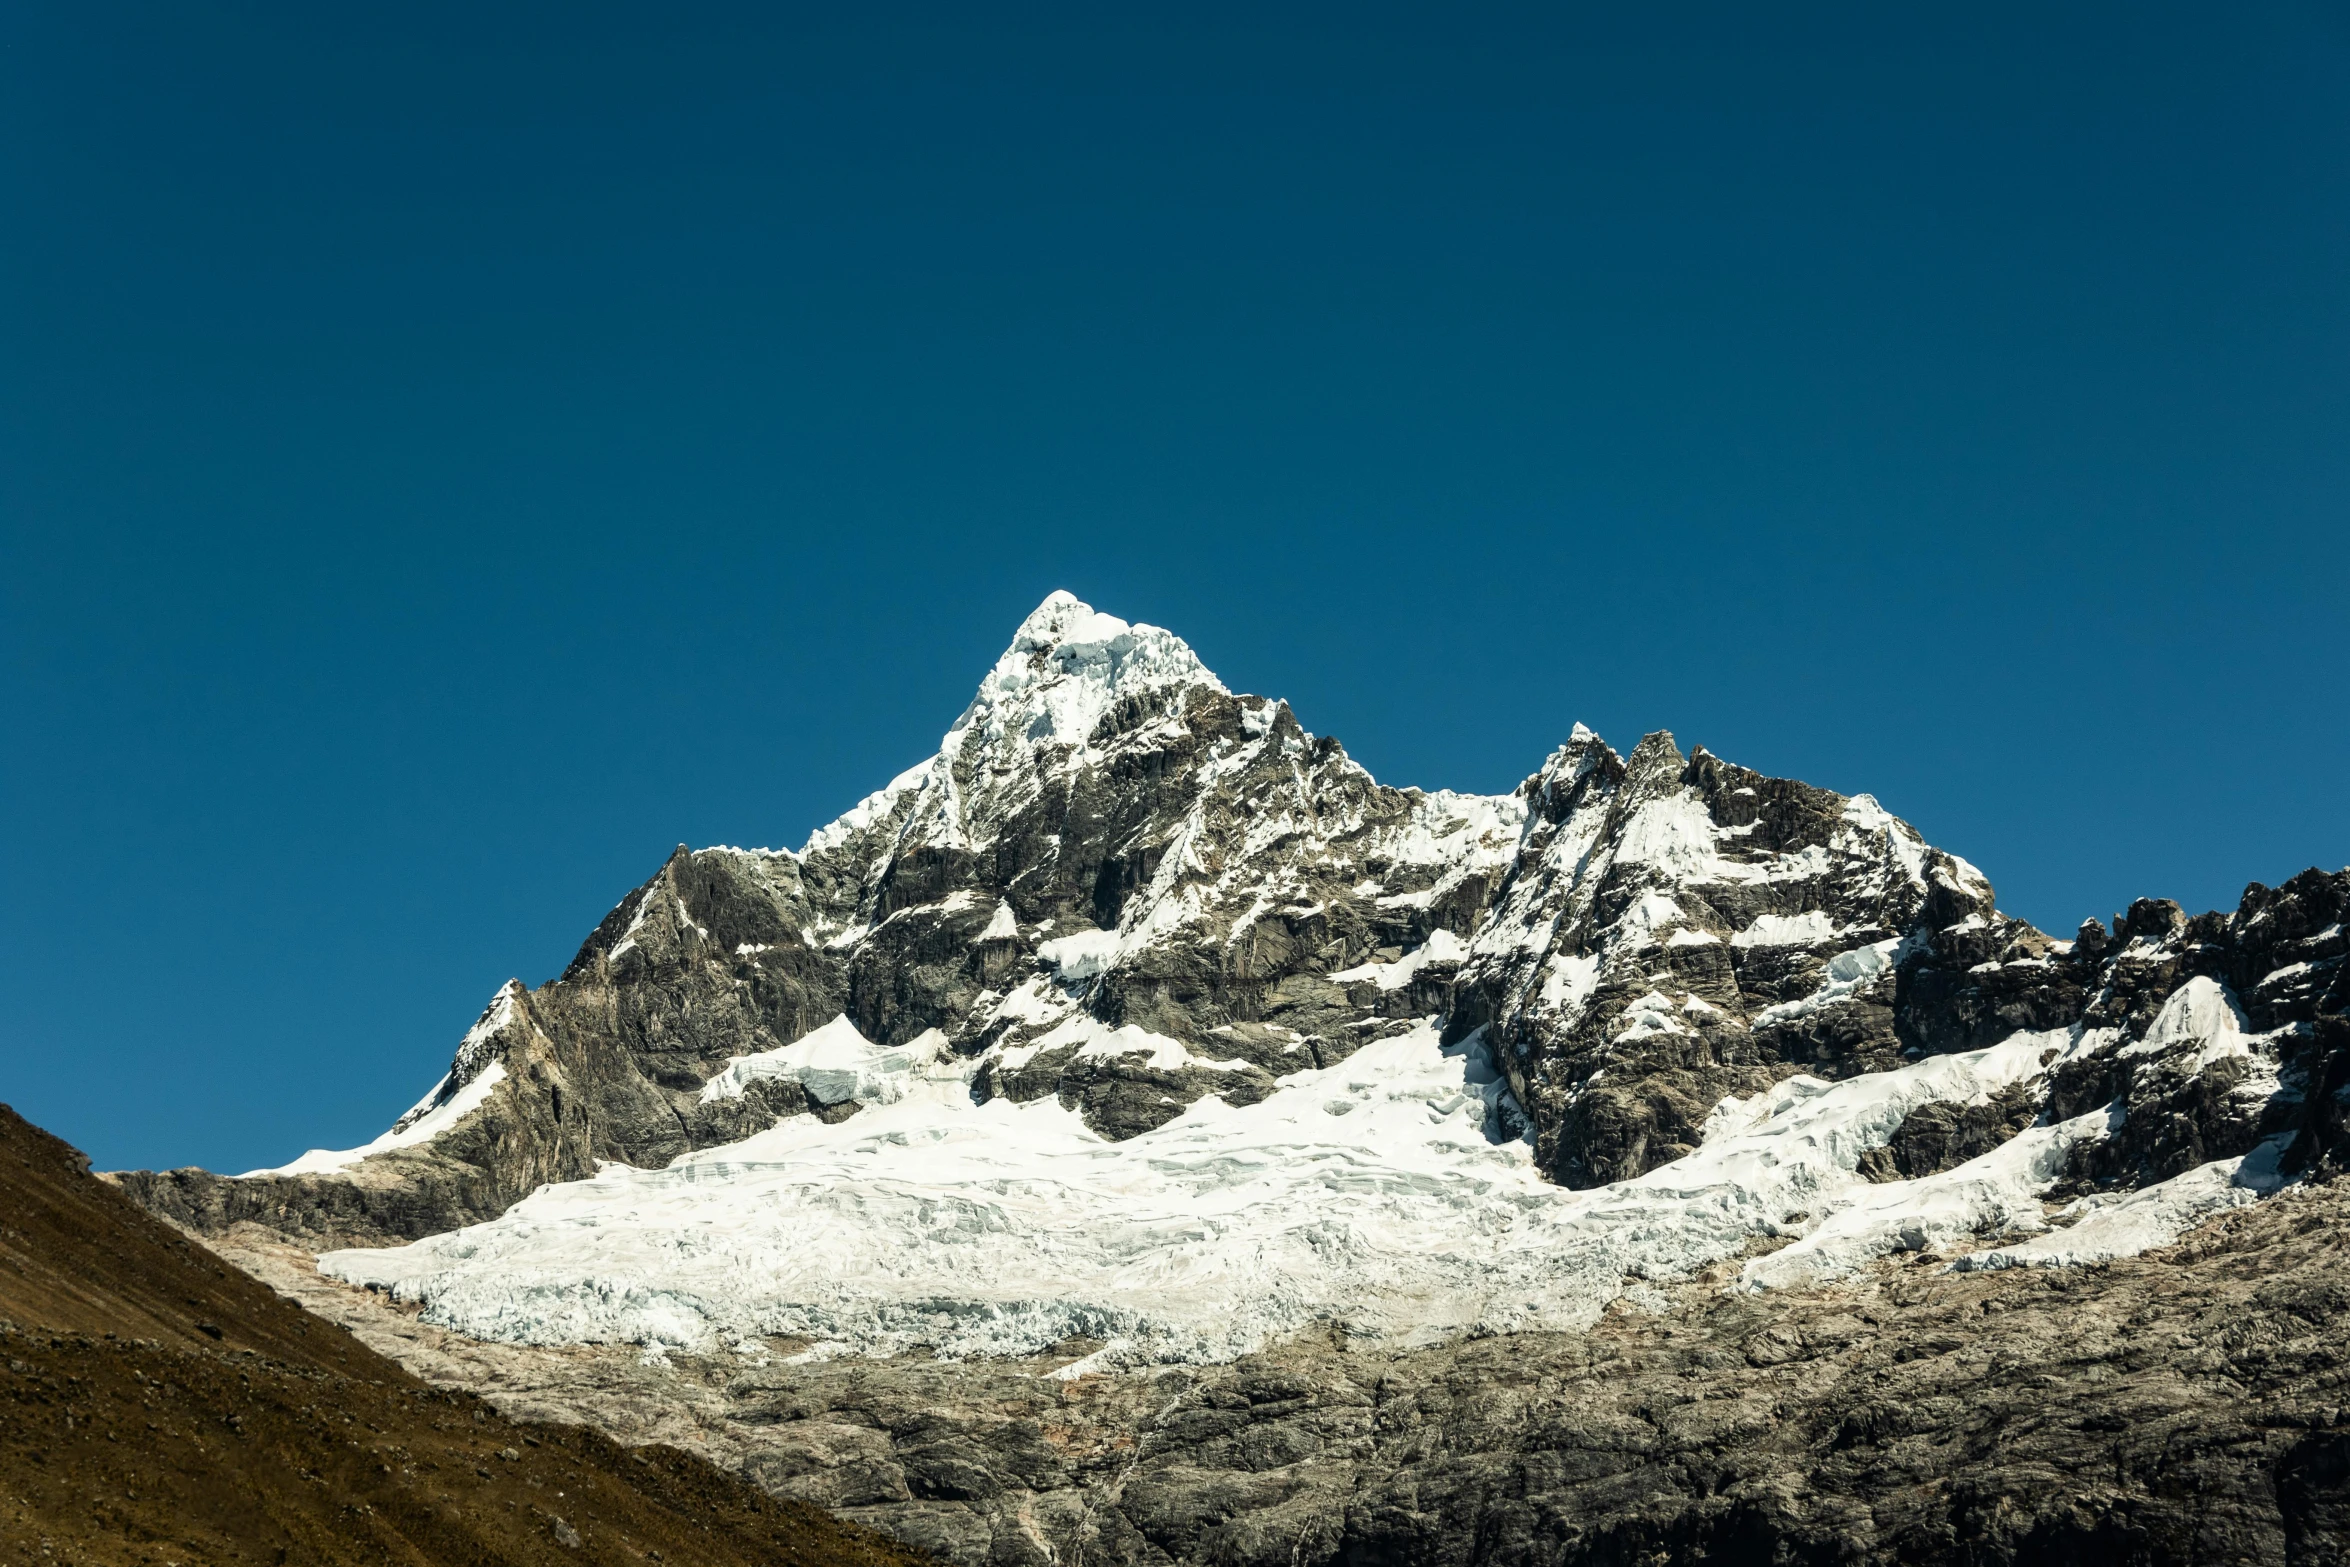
xmin=120 ymin=592 xmax=2350 ymax=1369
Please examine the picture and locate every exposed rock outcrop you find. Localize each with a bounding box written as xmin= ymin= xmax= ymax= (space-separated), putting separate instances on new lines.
xmin=221 ymin=1176 xmax=2350 ymax=1567
xmin=107 ymin=590 xmax=2350 ymax=1567
xmin=119 ymin=593 xmax=2346 ymax=1263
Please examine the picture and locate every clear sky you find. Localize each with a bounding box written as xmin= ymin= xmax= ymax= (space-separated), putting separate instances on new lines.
xmin=4 ymin=3 xmax=2345 ymax=1174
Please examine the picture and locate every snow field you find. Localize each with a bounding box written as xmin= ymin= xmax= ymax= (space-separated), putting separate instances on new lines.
xmin=319 ymin=1010 xmax=2267 ymax=1368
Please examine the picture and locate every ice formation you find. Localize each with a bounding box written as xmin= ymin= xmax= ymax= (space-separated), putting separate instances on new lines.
xmin=259 ymin=593 xmax=2339 ymax=1374
xmin=321 ymin=1010 xmax=2219 ymax=1366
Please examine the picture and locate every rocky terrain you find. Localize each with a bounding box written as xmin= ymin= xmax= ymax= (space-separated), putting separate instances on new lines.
xmin=203 ymin=1176 xmax=2350 ymax=1567
xmin=105 ymin=591 xmax=2350 ymax=1564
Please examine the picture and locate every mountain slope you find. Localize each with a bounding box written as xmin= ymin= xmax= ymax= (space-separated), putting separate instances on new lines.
xmin=119 ymin=592 xmax=1527 ymax=1243
xmin=246 ymin=1167 xmax=2350 ymax=1567
xmin=88 ymin=590 xmax=2350 ymax=1566
xmin=0 ymin=1101 xmax=932 ymax=1567
xmin=120 ymin=596 xmax=2345 ymax=1277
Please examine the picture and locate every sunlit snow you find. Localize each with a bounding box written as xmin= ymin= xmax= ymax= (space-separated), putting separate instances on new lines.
xmin=292 ymin=592 xmax=2302 ymax=1369
xmin=320 ymin=1012 xmax=2181 ymax=1367
xmin=247 ymin=1062 xmax=510 ymax=1178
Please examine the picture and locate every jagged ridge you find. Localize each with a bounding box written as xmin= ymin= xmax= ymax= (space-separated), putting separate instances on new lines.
xmin=117 ymin=593 xmax=2347 ymax=1308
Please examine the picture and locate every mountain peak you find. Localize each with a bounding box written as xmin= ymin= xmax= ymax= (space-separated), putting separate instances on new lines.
xmin=1006 ymin=588 xmax=1121 ymax=652
xmin=795 ymin=595 xmax=1225 ymax=861
xmin=954 ymin=592 xmax=1225 ymax=754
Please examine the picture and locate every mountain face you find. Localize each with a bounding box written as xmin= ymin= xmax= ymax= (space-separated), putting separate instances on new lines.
xmin=109 ymin=591 xmax=2350 ymax=1567
xmin=122 ymin=591 xmax=2349 ymax=1256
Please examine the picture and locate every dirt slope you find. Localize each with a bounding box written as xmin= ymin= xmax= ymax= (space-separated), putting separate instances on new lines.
xmin=0 ymin=1103 xmax=931 ymax=1567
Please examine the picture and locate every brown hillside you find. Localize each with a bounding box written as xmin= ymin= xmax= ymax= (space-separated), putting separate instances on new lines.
xmin=0 ymin=1103 xmax=932 ymax=1567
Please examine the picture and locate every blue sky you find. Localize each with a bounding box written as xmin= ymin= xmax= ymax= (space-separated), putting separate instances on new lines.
xmin=4 ymin=3 xmax=2345 ymax=1173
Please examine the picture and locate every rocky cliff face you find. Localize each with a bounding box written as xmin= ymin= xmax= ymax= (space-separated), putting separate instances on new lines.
xmin=111 ymin=591 xmax=2350 ymax=1566
xmin=119 ymin=592 xmax=2349 ymax=1257
xmin=1452 ymin=730 xmax=2350 ymax=1201
xmin=123 ymin=593 xmax=1529 ymax=1239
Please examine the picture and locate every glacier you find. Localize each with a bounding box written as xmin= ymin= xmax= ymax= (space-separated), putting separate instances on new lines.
xmin=175 ymin=588 xmax=2331 ymax=1374
xmin=317 ymin=1007 xmax=2241 ymax=1365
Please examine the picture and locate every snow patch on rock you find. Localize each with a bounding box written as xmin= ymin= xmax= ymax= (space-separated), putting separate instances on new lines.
xmin=1329 ymin=928 xmax=1466 ymax=989
xmin=700 ymin=1016 xmax=946 ymax=1108
xmin=246 ymin=1062 xmax=510 ymax=1179
xmin=1954 ymin=1136 xmax=2295 ymax=1273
